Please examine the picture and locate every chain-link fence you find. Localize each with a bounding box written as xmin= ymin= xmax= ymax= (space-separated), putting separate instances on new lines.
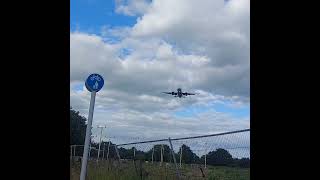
xmin=70 ymin=129 xmax=250 ymax=180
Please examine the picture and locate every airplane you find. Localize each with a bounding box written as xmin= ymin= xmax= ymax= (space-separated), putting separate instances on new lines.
xmin=162 ymin=88 xmax=196 ymax=98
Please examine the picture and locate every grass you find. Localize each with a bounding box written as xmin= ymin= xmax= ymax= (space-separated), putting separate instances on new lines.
xmin=207 ymin=166 xmax=249 ymax=180
xmin=70 ymin=159 xmax=249 ymax=180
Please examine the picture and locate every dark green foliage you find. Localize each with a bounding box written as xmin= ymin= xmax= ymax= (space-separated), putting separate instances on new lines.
xmin=89 ymin=141 xmax=118 ymax=159
xmin=70 ymin=107 xmax=87 ymax=146
xmin=238 ymin=158 xmax=250 ymax=168
xmin=144 ymin=144 xmax=172 ymax=162
xmin=233 ymin=158 xmax=250 ymax=168
xmin=206 ymin=148 xmax=233 ymax=166
xmin=177 ymin=144 xmax=200 ymax=164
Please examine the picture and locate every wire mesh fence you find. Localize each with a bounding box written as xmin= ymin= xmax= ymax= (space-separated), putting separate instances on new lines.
xmin=70 ymin=129 xmax=250 ymax=180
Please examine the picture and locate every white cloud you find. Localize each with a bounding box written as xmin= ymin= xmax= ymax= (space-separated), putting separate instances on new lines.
xmin=71 ymin=0 xmax=250 ymax=143
xmin=115 ymin=0 xmax=151 ymax=16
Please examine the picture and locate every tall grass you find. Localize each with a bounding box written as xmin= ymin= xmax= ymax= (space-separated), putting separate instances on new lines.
xmin=70 ymin=158 xmax=249 ymax=180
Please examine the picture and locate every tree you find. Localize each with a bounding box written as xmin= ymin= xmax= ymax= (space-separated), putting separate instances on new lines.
xmin=104 ymin=141 xmax=117 ymax=159
xmin=177 ymin=144 xmax=200 ymax=164
xmin=205 ymin=148 xmax=233 ymax=166
xmin=70 ymin=107 xmax=87 ymax=145
xmin=144 ymin=144 xmax=173 ymax=162
xmin=236 ymin=158 xmax=250 ymax=168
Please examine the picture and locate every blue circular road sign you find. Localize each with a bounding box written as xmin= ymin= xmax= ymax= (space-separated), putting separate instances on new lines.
xmin=85 ymin=74 xmax=104 ymax=92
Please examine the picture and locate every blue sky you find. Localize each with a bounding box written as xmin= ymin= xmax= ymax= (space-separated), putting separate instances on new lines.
xmin=71 ymin=0 xmax=137 ymax=34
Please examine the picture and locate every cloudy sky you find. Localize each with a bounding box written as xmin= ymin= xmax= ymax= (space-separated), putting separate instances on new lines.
xmin=70 ymin=0 xmax=250 ymax=151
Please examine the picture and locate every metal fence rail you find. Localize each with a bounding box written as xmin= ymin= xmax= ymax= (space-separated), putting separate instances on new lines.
xmin=116 ymin=129 xmax=250 ymax=146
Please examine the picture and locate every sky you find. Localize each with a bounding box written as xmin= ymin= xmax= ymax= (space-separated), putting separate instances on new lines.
xmin=70 ymin=0 xmax=250 ymax=157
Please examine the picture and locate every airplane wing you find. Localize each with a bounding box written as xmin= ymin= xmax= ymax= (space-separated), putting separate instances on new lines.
xmin=183 ymin=92 xmax=196 ymax=95
xmin=162 ymin=92 xmax=177 ymax=95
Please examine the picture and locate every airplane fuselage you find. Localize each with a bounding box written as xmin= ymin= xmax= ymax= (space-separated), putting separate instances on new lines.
xmin=177 ymin=88 xmax=182 ymax=98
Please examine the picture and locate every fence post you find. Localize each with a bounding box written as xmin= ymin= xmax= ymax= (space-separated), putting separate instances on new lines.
xmin=160 ymin=144 xmax=163 ymax=166
xmin=168 ymin=137 xmax=181 ymax=179
xmin=205 ymin=153 xmax=207 ymax=169
xmin=152 ymin=147 xmax=154 ymax=164
xmin=106 ymin=141 xmax=111 ymax=162
xmin=102 ymin=143 xmax=106 ymax=159
xmin=179 ymin=146 xmax=182 ymax=168
xmin=115 ymin=145 xmax=121 ymax=162
xmin=204 ymin=142 xmax=207 ymax=169
xmin=133 ymin=147 xmax=136 ymax=158
xmin=133 ymin=147 xmax=136 ymax=166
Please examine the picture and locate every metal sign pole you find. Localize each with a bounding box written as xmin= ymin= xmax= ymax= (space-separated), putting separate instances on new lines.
xmin=79 ymin=73 xmax=104 ymax=180
xmin=80 ymin=91 xmax=96 ymax=180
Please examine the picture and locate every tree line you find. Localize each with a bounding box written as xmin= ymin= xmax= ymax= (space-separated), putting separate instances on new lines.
xmin=71 ymin=107 xmax=249 ymax=168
